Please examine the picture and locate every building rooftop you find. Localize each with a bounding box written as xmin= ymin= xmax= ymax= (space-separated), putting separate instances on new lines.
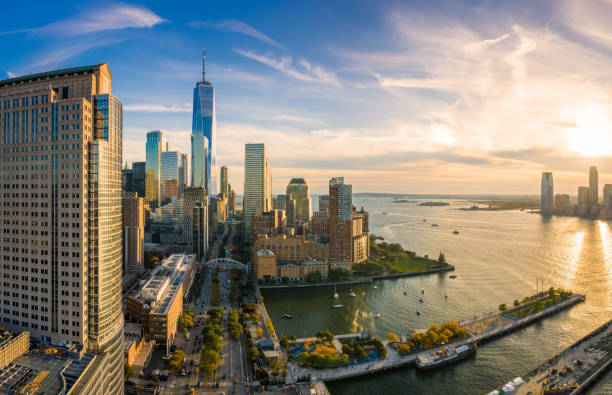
xmin=288 ymin=178 xmax=306 ymax=184
xmin=0 ymin=64 xmax=105 ymax=87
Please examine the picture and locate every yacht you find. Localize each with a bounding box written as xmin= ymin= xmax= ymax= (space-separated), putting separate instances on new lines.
xmin=416 ymin=342 xmax=477 ymax=369
xmin=374 ymin=313 xmax=381 ymax=319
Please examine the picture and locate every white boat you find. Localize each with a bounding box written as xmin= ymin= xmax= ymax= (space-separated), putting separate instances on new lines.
xmin=349 ymin=290 xmax=356 ymax=297
xmin=373 ymin=285 xmax=378 ymax=289
xmin=416 ymin=342 xmax=477 ymax=369
xmin=374 ymin=313 xmax=381 ymax=319
xmin=333 ymin=304 xmax=343 ymax=308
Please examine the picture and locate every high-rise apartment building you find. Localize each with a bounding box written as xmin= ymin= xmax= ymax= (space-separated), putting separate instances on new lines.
xmin=132 ymin=161 xmax=146 ymax=197
xmin=123 ymin=192 xmax=144 ymax=273
xmin=286 ymin=178 xmax=312 ymax=223
xmin=603 ymin=184 xmax=612 ymax=211
xmin=220 ymin=165 xmax=228 ymax=196
xmin=161 ymin=150 xmax=179 ymax=201
xmin=578 ymin=186 xmax=591 ymax=205
xmin=244 ymin=143 xmax=271 ymax=236
xmin=227 ymin=184 xmax=236 ymax=217
xmin=0 ymin=64 xmax=124 ymax=393
xmin=589 ymin=166 xmax=598 ymax=206
xmin=329 ymin=177 xmax=353 ymax=266
xmin=179 ymin=153 xmax=188 ymax=196
xmin=540 ymin=172 xmax=554 ymax=214
xmin=192 ymin=50 xmax=216 ymax=195
xmin=145 ymin=130 xmax=166 ymax=208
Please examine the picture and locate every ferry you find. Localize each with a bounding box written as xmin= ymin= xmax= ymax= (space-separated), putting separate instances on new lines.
xmin=416 ymin=342 xmax=477 ymax=369
xmin=333 ymin=304 xmax=343 ymax=309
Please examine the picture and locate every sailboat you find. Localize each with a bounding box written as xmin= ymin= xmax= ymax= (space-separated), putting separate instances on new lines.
xmin=333 ymin=284 xmax=338 ymax=299
xmin=283 ymin=301 xmax=293 ymax=319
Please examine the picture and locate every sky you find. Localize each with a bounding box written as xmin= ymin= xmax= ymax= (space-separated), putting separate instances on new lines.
xmin=2 ymin=0 xmax=612 ymax=195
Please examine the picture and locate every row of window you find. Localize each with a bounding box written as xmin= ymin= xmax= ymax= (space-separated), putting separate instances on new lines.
xmin=2 ymin=95 xmax=49 ymax=108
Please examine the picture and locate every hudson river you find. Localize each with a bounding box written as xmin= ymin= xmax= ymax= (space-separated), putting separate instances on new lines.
xmin=261 ymin=197 xmax=612 ymax=394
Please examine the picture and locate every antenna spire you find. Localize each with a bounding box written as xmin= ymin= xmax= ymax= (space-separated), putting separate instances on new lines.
xmin=202 ymin=47 xmax=206 ymax=83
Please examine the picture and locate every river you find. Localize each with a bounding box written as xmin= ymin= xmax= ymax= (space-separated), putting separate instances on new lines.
xmin=260 ymin=197 xmax=612 ymax=394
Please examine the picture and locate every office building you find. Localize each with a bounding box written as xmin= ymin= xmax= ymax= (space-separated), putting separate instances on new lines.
xmin=220 ymin=165 xmax=228 ymax=196
xmin=604 ymin=184 xmax=612 ymax=210
xmin=540 ymin=172 xmax=554 ymax=214
xmin=123 ymin=192 xmax=145 ymax=273
xmin=126 ymin=254 xmax=195 ymax=347
xmin=132 ymin=161 xmax=146 ymax=197
xmin=318 ymin=195 xmax=329 ymax=211
xmin=193 ymin=201 xmax=209 ymax=262
xmin=0 ymin=330 xmax=29 ymax=370
xmin=160 ymin=150 xmax=179 ymax=202
xmin=122 ymin=163 xmax=133 ymax=191
xmin=179 ymin=153 xmax=188 ymax=196
xmin=216 ymin=193 xmax=228 ymax=222
xmin=228 ymin=184 xmax=236 ymax=217
xmin=286 ymin=178 xmax=312 ymax=223
xmin=275 ymin=194 xmax=287 ymax=211
xmin=251 ymin=210 xmax=286 ymax=238
xmin=310 ymin=210 xmax=329 ymax=243
xmin=244 ymin=143 xmax=272 ymax=236
xmin=578 ymin=186 xmax=591 ymax=205
xmin=589 ymin=166 xmax=598 ymax=206
xmin=145 ymin=130 xmax=166 ymax=208
xmin=0 ymin=64 xmax=124 ymax=393
xmin=554 ymin=194 xmax=570 ymax=212
xmin=192 ymin=50 xmax=216 ymax=195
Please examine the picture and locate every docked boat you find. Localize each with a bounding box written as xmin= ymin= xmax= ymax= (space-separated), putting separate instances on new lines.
xmin=283 ymin=314 xmax=294 ymax=319
xmin=374 ymin=313 xmax=381 ymax=319
xmin=349 ymin=290 xmax=357 ymax=297
xmin=449 ymin=275 xmax=457 ymax=279
xmin=416 ymin=342 xmax=477 ymax=369
xmin=333 ymin=304 xmax=343 ymax=308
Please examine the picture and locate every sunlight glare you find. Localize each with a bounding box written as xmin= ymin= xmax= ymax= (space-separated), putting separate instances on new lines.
xmin=567 ymin=107 xmax=612 ymax=157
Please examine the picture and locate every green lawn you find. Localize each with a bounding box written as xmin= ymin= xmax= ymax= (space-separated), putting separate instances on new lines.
xmin=390 ymin=255 xmax=444 ymax=273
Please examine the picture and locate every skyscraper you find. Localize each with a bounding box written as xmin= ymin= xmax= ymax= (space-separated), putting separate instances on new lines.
xmin=145 ymin=130 xmax=166 ymax=208
xmin=589 ymin=166 xmax=598 ymax=206
xmin=161 ymin=150 xmax=179 ymax=201
xmin=192 ymin=49 xmax=216 ymax=195
xmin=244 ymin=143 xmax=272 ymax=236
xmin=0 ymin=64 xmax=124 ymax=393
xmin=286 ymin=178 xmax=312 ymax=223
xmin=541 ymin=172 xmax=554 ymax=214
xmin=220 ymin=165 xmax=228 ymax=196
xmin=578 ymin=186 xmax=591 ymax=205
xmin=329 ymin=177 xmax=353 ymax=266
xmin=179 ymin=153 xmax=189 ymax=196
xmin=132 ymin=161 xmax=146 ymax=197
xmin=604 ymin=184 xmax=612 ymax=211
xmin=123 ymin=192 xmax=145 ymax=273
xmin=122 ymin=163 xmax=133 ymax=191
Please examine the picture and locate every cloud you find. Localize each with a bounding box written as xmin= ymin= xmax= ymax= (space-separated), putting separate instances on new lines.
xmin=0 ymin=3 xmax=164 ymax=36
xmin=190 ymin=19 xmax=282 ymax=48
xmin=124 ymin=103 xmax=192 ymax=113
xmin=6 ymin=72 xmax=16 ymax=78
xmin=234 ymin=49 xmax=340 ymax=86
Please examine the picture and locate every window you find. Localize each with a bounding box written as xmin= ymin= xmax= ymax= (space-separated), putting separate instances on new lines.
xmin=41 ymin=95 xmax=48 ymax=104
xmin=12 ymin=99 xmax=18 ymax=108
xmin=32 ymin=96 xmax=38 ymax=105
xmin=22 ymin=97 xmax=28 ymax=106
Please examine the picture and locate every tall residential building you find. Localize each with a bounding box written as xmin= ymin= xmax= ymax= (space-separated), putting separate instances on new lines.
xmin=0 ymin=64 xmax=124 ymax=393
xmin=220 ymin=165 xmax=228 ymax=196
xmin=578 ymin=186 xmax=591 ymax=205
xmin=244 ymin=143 xmax=271 ymax=235
xmin=227 ymin=184 xmax=236 ymax=217
xmin=589 ymin=166 xmax=598 ymax=206
xmin=329 ymin=177 xmax=353 ymax=266
xmin=132 ymin=161 xmax=146 ymax=197
xmin=603 ymin=184 xmax=612 ymax=210
xmin=192 ymin=50 xmax=216 ymax=195
xmin=161 ymin=150 xmax=179 ymax=201
xmin=286 ymin=178 xmax=312 ymax=223
xmin=540 ymin=172 xmax=554 ymax=214
xmin=179 ymin=153 xmax=188 ymax=196
xmin=145 ymin=130 xmax=166 ymax=208
xmin=123 ymin=192 xmax=144 ymax=273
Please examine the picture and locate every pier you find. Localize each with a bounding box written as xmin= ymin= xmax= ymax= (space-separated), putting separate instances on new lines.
xmin=285 ymin=294 xmax=585 ymax=383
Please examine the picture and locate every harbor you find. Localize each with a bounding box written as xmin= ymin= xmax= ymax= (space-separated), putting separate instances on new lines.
xmin=282 ymin=293 xmax=586 ymax=383
xmin=489 ymin=318 xmax=612 ymax=394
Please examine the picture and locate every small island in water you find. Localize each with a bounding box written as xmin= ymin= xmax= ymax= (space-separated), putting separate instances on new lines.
xmin=418 ymin=202 xmax=450 ymax=207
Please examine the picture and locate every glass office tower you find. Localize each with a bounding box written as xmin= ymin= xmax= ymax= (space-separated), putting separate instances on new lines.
xmin=145 ymin=130 xmax=166 ymax=208
xmin=161 ymin=150 xmax=179 ymax=201
xmin=191 ymin=133 xmax=209 ymax=191
xmin=192 ymin=50 xmax=216 ymax=195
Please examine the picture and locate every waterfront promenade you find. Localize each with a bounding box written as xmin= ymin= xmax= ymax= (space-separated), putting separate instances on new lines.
xmin=284 ymin=294 xmax=585 ymax=383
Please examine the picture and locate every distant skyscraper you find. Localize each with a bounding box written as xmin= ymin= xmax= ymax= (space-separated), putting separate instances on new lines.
xmin=275 ymin=194 xmax=288 ymax=211
xmin=604 ymin=184 xmax=612 ymax=210
xmin=161 ymin=150 xmax=179 ymax=201
xmin=132 ymin=161 xmax=146 ymax=197
xmin=329 ymin=177 xmax=353 ymax=265
xmin=578 ymin=186 xmax=591 ymax=205
xmin=319 ymin=195 xmax=330 ymax=211
xmin=589 ymin=166 xmax=598 ymax=206
xmin=286 ymin=178 xmax=312 ymax=223
xmin=123 ymin=192 xmax=145 ymax=273
xmin=192 ymin=49 xmax=216 ymax=195
xmin=541 ymin=172 xmax=554 ymax=214
xmin=145 ymin=130 xmax=166 ymax=208
xmin=0 ymin=64 xmax=125 ymax=392
xmin=220 ymin=165 xmax=228 ymax=196
xmin=122 ymin=163 xmax=133 ymax=191
xmin=179 ymin=153 xmax=188 ymax=196
xmin=244 ymin=143 xmax=271 ymax=236
xmin=554 ymin=194 xmax=570 ymax=211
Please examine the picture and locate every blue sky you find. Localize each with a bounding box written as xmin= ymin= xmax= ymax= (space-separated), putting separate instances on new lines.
xmin=2 ymin=0 xmax=612 ymax=194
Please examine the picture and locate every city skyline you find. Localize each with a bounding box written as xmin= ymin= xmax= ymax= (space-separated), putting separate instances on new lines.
xmin=3 ymin=1 xmax=612 ymax=195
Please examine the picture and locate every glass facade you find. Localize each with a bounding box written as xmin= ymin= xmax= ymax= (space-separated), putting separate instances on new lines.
xmin=145 ymin=130 xmax=166 ymax=208
xmin=190 ymin=133 xmax=208 ymax=191
xmin=192 ymin=81 xmax=216 ymax=195
xmin=244 ymin=143 xmax=271 ymax=236
xmin=161 ymin=150 xmax=179 ymax=200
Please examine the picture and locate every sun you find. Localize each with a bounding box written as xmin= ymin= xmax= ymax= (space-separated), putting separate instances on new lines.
xmin=567 ymin=107 xmax=612 ymax=157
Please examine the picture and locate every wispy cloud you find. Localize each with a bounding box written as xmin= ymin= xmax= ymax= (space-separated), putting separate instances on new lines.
xmin=190 ymin=19 xmax=282 ymax=48
xmin=0 ymin=3 xmax=164 ymax=36
xmin=234 ymin=49 xmax=340 ymax=86
xmin=124 ymin=103 xmax=192 ymax=113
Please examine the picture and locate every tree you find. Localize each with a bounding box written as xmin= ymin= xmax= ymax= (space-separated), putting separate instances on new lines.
xmin=249 ymin=346 xmax=259 ymax=361
xmin=437 ymin=252 xmax=447 ymax=265
xmin=386 ymin=332 xmax=399 ymax=342
xmin=280 ymin=336 xmax=289 ymax=349
xmin=514 ymin=299 xmax=520 ymax=307
xmin=398 ymin=343 xmax=411 ymax=355
xmin=498 ymin=303 xmax=507 ymax=312
xmin=256 ymin=327 xmax=263 ymax=339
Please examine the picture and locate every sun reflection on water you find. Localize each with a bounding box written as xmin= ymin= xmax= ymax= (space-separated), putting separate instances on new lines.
xmin=561 ymin=231 xmax=584 ymax=289
xmin=597 ymin=221 xmax=612 ymax=291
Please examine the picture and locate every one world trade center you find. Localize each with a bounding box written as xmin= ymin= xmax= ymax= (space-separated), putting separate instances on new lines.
xmin=192 ymin=49 xmax=216 ymax=196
